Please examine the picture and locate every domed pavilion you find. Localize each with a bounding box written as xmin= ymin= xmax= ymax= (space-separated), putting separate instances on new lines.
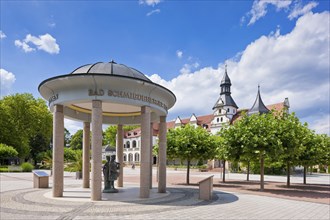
xmin=39 ymin=61 xmax=176 ymax=200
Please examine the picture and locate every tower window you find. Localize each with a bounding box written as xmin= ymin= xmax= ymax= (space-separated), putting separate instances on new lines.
xmin=227 ymin=108 xmax=229 ymax=112
xmin=217 ymin=118 xmax=219 ymax=123
xmin=220 ymin=117 xmax=223 ymax=122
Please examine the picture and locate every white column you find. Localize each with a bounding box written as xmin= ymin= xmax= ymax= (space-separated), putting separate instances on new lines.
xmin=158 ymin=116 xmax=167 ymax=193
xmin=150 ymin=122 xmax=153 ymax=189
xmin=83 ymin=122 xmax=90 ymax=188
xmin=91 ymin=100 xmax=102 ymax=201
xmin=52 ymin=104 xmax=64 ymax=197
xmin=140 ymin=106 xmax=151 ymax=198
xmin=116 ymin=124 xmax=124 ymax=187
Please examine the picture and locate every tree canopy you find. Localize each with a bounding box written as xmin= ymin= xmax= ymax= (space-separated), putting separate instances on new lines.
xmin=0 ymin=143 xmax=18 ymax=163
xmin=0 ymin=93 xmax=52 ymax=161
xmin=70 ymin=129 xmax=83 ymax=150
xmin=167 ymin=124 xmax=217 ymax=184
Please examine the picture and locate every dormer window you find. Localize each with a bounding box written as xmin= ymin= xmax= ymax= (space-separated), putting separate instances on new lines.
xmin=134 ymin=132 xmax=137 ymax=135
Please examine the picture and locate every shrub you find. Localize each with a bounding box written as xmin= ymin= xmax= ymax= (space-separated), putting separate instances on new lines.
xmin=0 ymin=143 xmax=18 ymax=160
xmin=21 ymin=162 xmax=34 ymax=172
xmin=0 ymin=166 xmax=8 ymax=172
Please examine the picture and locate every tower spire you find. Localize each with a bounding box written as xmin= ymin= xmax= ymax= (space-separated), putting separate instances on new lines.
xmin=248 ymin=85 xmax=270 ymax=115
xmin=213 ymin=65 xmax=238 ymax=110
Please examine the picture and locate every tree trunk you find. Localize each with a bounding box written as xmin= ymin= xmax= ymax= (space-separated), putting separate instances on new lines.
xmin=286 ymin=161 xmax=290 ymax=187
xmin=260 ymin=155 xmax=264 ymax=191
xmin=303 ymin=166 xmax=307 ymax=184
xmin=247 ymin=161 xmax=250 ymax=181
xmin=222 ymin=160 xmax=226 ymax=182
xmin=186 ymin=159 xmax=190 ymax=185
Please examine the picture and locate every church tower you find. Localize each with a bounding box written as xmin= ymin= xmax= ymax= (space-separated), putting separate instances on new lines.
xmin=210 ymin=65 xmax=238 ymax=134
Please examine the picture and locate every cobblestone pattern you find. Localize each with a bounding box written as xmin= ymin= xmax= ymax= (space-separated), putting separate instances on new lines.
xmin=1 ymin=185 xmax=329 ymax=220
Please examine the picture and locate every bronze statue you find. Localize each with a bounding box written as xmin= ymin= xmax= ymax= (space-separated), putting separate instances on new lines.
xmin=103 ymin=155 xmax=120 ymax=193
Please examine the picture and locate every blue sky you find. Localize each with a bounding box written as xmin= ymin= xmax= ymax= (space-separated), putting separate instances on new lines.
xmin=1 ymin=0 xmax=329 ymax=135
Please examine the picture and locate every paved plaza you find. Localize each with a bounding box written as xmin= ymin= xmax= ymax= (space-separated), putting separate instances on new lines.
xmin=0 ymin=168 xmax=329 ymax=220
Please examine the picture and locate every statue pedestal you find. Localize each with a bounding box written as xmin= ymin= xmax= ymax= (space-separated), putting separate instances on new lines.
xmin=103 ymin=188 xmax=118 ymax=193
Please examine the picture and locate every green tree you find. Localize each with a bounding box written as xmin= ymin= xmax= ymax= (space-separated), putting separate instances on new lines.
xmin=103 ymin=125 xmax=139 ymax=146
xmin=40 ymin=150 xmax=52 ymax=171
xmin=0 ymin=143 xmax=18 ymax=164
xmin=276 ymin=112 xmax=306 ymax=187
xmin=222 ymin=114 xmax=258 ymax=182
xmin=213 ymin=134 xmax=229 ymax=182
xmin=223 ymin=112 xmax=282 ymax=190
xmin=64 ymin=147 xmax=77 ymax=162
xmin=0 ymin=93 xmax=52 ymax=160
xmin=64 ymin=128 xmax=71 ymax=147
xmin=70 ymin=130 xmax=83 ymax=150
xmin=167 ymin=124 xmax=216 ymax=184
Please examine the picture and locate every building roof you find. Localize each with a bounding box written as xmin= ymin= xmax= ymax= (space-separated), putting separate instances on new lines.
xmin=248 ymin=86 xmax=270 ymax=115
xmin=71 ymin=60 xmax=151 ymax=82
xmin=232 ymin=101 xmax=287 ymax=124
xmin=213 ymin=95 xmax=239 ymax=109
xmin=123 ymin=100 xmax=287 ymax=137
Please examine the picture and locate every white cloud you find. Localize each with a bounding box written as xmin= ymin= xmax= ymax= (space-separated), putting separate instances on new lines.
xmin=14 ymin=39 xmax=36 ymax=52
xmin=243 ymin=0 xmax=319 ymax=25
xmin=305 ymin=114 xmax=330 ymax=135
xmin=139 ymin=0 xmax=161 ymax=7
xmin=245 ymin=0 xmax=292 ymax=25
xmin=64 ymin=119 xmax=82 ymax=135
xmin=150 ymin=11 xmax=329 ymax=135
xmin=0 ymin=30 xmax=6 ymax=39
xmin=15 ymin=33 xmax=60 ymax=54
xmin=179 ymin=62 xmax=200 ymax=75
xmin=176 ymin=50 xmax=183 ymax=58
xmin=146 ymin=9 xmax=160 ymax=16
xmin=288 ymin=1 xmax=318 ymax=20
xmin=0 ymin=68 xmax=16 ymax=97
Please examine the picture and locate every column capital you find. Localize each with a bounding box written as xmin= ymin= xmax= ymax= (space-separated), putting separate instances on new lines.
xmin=92 ymin=100 xmax=102 ymax=108
xmin=54 ymin=104 xmax=63 ymax=113
xmin=141 ymin=105 xmax=151 ymax=114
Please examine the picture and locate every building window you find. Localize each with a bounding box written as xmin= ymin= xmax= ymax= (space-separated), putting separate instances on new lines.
xmin=126 ymin=141 xmax=130 ymax=148
xmin=133 ymin=140 xmax=137 ymax=148
xmin=217 ymin=118 xmax=219 ymax=123
xmin=124 ymin=154 xmax=127 ymax=161
xmin=129 ymin=153 xmax=133 ymax=162
xmin=134 ymin=153 xmax=139 ymax=162
xmin=220 ymin=117 xmax=223 ymax=122
xmin=227 ymin=108 xmax=229 ymax=112
xmin=233 ymin=109 xmax=235 ymax=113
xmin=124 ymin=144 xmax=126 ymax=148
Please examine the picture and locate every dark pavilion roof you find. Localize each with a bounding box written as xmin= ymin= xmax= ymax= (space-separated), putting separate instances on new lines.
xmin=248 ymin=86 xmax=270 ymax=115
xmin=70 ymin=60 xmax=151 ymax=82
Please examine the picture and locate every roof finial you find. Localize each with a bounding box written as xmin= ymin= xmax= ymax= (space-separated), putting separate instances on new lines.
xmin=258 ymin=84 xmax=260 ymax=92
xmin=225 ymin=63 xmax=227 ymax=72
